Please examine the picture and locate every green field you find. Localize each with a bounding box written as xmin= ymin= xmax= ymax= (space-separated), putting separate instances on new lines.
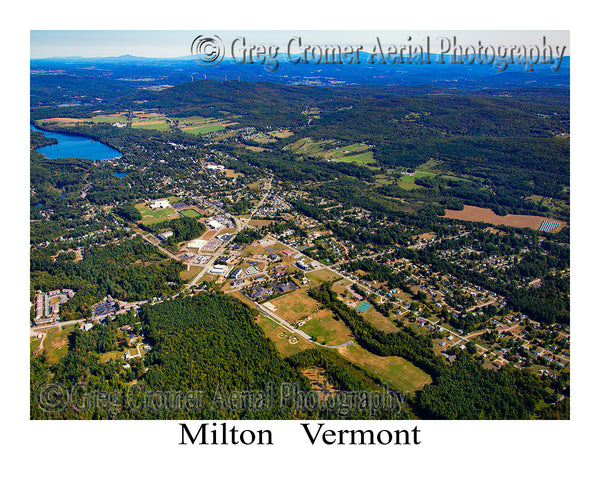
xmin=336 ymin=151 xmax=375 ymax=165
xmin=197 ymin=124 xmax=226 ymax=134
xmin=338 ymin=344 xmax=432 ymax=394
xmin=299 ymin=308 xmax=354 ymax=346
xmin=181 ymin=208 xmax=201 ymax=218
xmin=131 ymin=121 xmax=170 ymax=131
xmin=90 ymin=115 xmax=128 ymax=124
xmin=306 ymin=268 xmax=342 ymax=285
xmin=269 ymin=288 xmax=320 ymax=323
xmin=135 ymin=202 xmax=179 ymax=225
xmin=33 ymin=324 xmax=77 ymax=363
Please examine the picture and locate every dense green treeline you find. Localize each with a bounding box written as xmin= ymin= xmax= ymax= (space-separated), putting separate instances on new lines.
xmin=140 ymin=293 xmax=310 ymax=419
xmin=30 ymin=130 xmax=58 ymax=149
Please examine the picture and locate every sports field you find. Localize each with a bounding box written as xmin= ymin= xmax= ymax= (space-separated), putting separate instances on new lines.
xmin=135 ymin=202 xmax=178 ymax=225
xmin=269 ymin=288 xmax=320 ymax=323
xmin=180 ymin=208 xmax=201 ymax=218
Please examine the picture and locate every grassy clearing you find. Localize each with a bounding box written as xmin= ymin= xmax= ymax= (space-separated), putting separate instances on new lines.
xmin=338 ymin=344 xmax=432 ymax=394
xmin=268 ymin=288 xmax=319 ymax=323
xmin=255 ymin=314 xmax=313 ymax=357
xmin=180 ymin=266 xmax=202 ymax=282
xmin=306 ymin=269 xmax=342 ymax=285
xmin=131 ymin=121 xmax=170 ymax=131
xmin=197 ymin=124 xmax=225 ymax=134
xmin=336 ymin=151 xmax=375 ymax=165
xmin=39 ymin=324 xmax=77 ymax=363
xmin=299 ymin=308 xmax=354 ymax=346
xmin=361 ymin=308 xmax=400 ymax=333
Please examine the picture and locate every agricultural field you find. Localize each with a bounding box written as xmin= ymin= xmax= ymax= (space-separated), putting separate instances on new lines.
xmin=285 ymin=138 xmax=375 ymax=164
xmin=131 ymin=121 xmax=170 ymax=131
xmin=270 ymin=129 xmax=294 ymax=139
xmin=335 ymin=151 xmax=375 ymax=165
xmin=337 ymin=344 xmax=432 ymax=394
xmin=443 ymin=205 xmax=564 ymax=230
xmin=176 ymin=115 xmax=233 ymax=135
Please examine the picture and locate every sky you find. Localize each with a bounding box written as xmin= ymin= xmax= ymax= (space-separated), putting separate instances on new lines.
xmin=30 ymin=30 xmax=570 ymax=59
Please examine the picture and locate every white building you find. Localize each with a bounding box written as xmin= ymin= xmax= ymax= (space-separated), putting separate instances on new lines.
xmin=210 ymin=265 xmax=228 ymax=275
xmin=187 ymin=239 xmax=207 ymax=249
xmin=207 ymin=219 xmax=224 ymax=229
xmin=157 ymin=231 xmax=174 ymax=242
xmin=149 ymin=199 xmax=170 ymax=210
xmin=206 ymin=164 xmax=225 ymax=171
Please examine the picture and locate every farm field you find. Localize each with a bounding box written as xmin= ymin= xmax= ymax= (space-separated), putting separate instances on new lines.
xmin=444 ymin=205 xmax=564 ymax=230
xmin=337 ymin=344 xmax=432 ymax=394
xmin=335 ymin=151 xmax=375 ymax=165
xmin=131 ymin=121 xmax=170 ymax=131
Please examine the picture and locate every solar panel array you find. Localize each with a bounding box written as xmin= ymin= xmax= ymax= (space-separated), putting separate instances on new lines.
xmin=539 ymin=220 xmax=560 ymax=232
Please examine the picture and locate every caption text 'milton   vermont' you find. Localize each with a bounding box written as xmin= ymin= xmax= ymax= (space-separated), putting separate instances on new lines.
xmin=179 ymin=422 xmax=421 ymax=446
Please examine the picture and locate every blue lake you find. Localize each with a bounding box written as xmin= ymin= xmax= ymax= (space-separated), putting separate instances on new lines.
xmin=31 ymin=123 xmax=121 ymax=161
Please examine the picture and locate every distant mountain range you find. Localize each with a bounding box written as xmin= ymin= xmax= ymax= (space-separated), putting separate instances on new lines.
xmin=31 ymin=52 xmax=569 ymax=88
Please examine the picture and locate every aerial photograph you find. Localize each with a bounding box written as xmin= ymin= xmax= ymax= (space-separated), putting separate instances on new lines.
xmin=29 ymin=30 xmax=571 ymax=422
